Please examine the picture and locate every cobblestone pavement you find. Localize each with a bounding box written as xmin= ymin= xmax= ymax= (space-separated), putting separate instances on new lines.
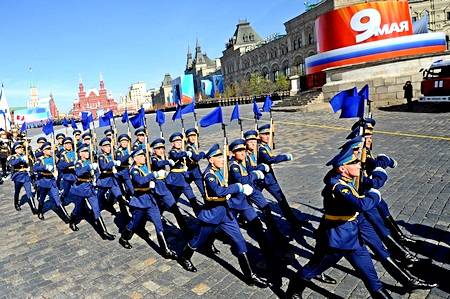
xmin=1 ymin=104 xmax=449 ymax=298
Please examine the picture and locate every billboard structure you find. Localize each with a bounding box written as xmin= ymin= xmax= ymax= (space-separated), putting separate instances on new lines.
xmin=306 ymin=0 xmax=447 ymax=74
xmin=171 ymin=74 xmax=195 ymax=105
xmin=14 ymin=107 xmax=51 ymax=125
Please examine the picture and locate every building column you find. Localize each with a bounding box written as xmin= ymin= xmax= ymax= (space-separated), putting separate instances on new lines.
xmin=289 ymin=75 xmax=300 ymax=95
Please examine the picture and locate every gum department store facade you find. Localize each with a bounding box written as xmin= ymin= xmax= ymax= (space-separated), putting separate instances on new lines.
xmin=220 ymin=0 xmax=450 ymax=91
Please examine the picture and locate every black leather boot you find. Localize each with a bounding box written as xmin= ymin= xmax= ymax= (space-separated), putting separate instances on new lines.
xmin=119 ymin=228 xmax=133 ymax=249
xmin=14 ymin=195 xmax=21 ymax=211
xmin=179 ymin=244 xmax=197 ymax=272
xmin=286 ymin=275 xmax=306 ymax=299
xmin=384 ymin=216 xmax=418 ymax=247
xmin=37 ymin=202 xmax=45 ymax=220
xmin=262 ymin=206 xmax=290 ymax=245
xmin=157 ymin=232 xmax=178 ymax=260
xmin=313 ymin=273 xmax=337 ymax=284
xmin=58 ymin=205 xmax=71 ymax=224
xmin=97 ymin=217 xmax=115 ymax=240
xmin=69 ymin=214 xmax=79 ymax=231
xmin=383 ymin=235 xmax=428 ymax=267
xmin=382 ymin=257 xmax=438 ymax=290
xmin=237 ymin=253 xmax=271 ymax=288
xmin=28 ymin=197 xmax=38 ymax=214
xmin=118 ymin=196 xmax=131 ymax=218
xmin=370 ymin=288 xmax=393 ymax=299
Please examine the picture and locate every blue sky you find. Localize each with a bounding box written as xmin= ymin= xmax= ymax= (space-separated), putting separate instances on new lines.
xmin=0 ymin=0 xmax=305 ymax=113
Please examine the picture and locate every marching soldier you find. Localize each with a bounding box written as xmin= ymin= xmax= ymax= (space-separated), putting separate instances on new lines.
xmin=9 ymin=142 xmax=38 ymax=214
xmin=10 ymin=126 xmax=20 ymax=143
xmin=132 ymin=128 xmax=146 ymax=151
xmin=0 ymin=129 xmax=11 ymax=178
xmin=33 ymin=142 xmax=72 ymax=224
xmin=97 ymin=137 xmax=124 ymax=215
xmin=68 ymin=144 xmax=115 ymax=240
xmin=73 ymin=129 xmax=82 ymax=148
xmin=34 ymin=137 xmax=47 ymax=159
xmin=55 ymin=133 xmax=65 ymax=157
xmin=286 ymin=147 xmax=390 ymax=298
xmin=104 ymin=129 xmax=114 ymax=141
xmin=256 ymin=124 xmax=308 ymax=229
xmin=81 ymin=132 xmax=97 ymax=163
xmin=166 ymin=132 xmax=201 ymax=215
xmin=150 ymin=138 xmax=191 ymax=235
xmin=115 ymin=134 xmax=134 ymax=198
xmin=58 ymin=137 xmax=77 ymax=201
xmin=118 ymin=148 xmax=178 ymax=260
xmin=179 ymin=144 xmax=270 ymax=288
xmin=185 ymin=128 xmax=206 ymax=198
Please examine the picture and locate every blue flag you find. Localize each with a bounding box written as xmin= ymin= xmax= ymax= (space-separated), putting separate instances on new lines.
xmin=200 ymin=107 xmax=223 ymax=128
xmin=62 ymin=118 xmax=69 ymax=127
xmin=20 ymin=122 xmax=27 ymax=133
xmin=329 ymin=87 xmax=357 ymax=113
xmin=130 ymin=108 xmax=145 ymax=128
xmin=172 ymin=105 xmax=182 ymax=121
xmin=0 ymin=109 xmax=4 ymax=115
xmin=252 ymin=98 xmax=262 ymax=120
xmin=71 ymin=118 xmax=78 ymax=129
xmin=99 ymin=114 xmax=111 ymax=128
xmin=262 ymin=95 xmax=273 ymax=112
xmin=230 ymin=104 xmax=240 ymax=122
xmin=156 ymin=110 xmax=165 ymax=126
xmin=358 ymin=84 xmax=369 ymax=100
xmin=330 ymin=87 xmax=365 ymax=118
xmin=121 ymin=110 xmax=129 ymax=123
xmin=42 ymin=120 xmax=54 ymax=135
xmin=81 ymin=112 xmax=93 ymax=131
xmin=181 ymin=103 xmax=195 ymax=115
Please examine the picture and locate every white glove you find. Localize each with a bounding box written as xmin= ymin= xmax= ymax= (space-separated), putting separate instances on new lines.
xmin=226 ymin=194 xmax=231 ymax=200
xmin=242 ymin=184 xmax=254 ymax=196
xmin=261 ymin=163 xmax=270 ymax=172
xmin=367 ymin=188 xmax=381 ymax=203
xmin=114 ymin=160 xmax=121 ymax=167
xmin=149 ymin=181 xmax=156 ymax=189
xmin=156 ymin=169 xmax=166 ymax=178
xmin=91 ymin=163 xmax=98 ymax=171
xmin=392 ymin=159 xmax=398 ymax=168
xmin=168 ymin=159 xmax=175 ymax=166
xmin=45 ymin=164 xmax=53 ymax=172
xmin=252 ymin=170 xmax=264 ymax=180
xmin=185 ymin=151 xmax=192 ymax=158
xmin=284 ymin=153 xmax=293 ymax=161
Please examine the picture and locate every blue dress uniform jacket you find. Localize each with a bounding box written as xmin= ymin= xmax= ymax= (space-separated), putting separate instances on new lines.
xmin=115 ymin=147 xmax=133 ymax=194
xmin=151 ymin=156 xmax=176 ymax=208
xmin=185 ymin=142 xmax=205 ymax=196
xmin=257 ymin=142 xmax=289 ymax=185
xmin=9 ymin=154 xmax=31 ymax=183
xmin=132 ymin=141 xmax=146 ymax=152
xmin=228 ymin=159 xmax=259 ymax=211
xmin=34 ymin=156 xmax=62 ymax=206
xmin=166 ymin=148 xmax=189 ymax=187
xmin=58 ymin=151 xmax=77 ymax=182
xmin=97 ymin=153 xmax=116 ymax=188
xmin=129 ymin=165 xmax=157 ymax=208
xmin=198 ymin=166 xmax=242 ymax=225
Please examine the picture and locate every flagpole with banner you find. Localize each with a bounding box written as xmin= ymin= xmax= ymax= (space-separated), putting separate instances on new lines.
xmin=193 ymin=105 xmax=200 ymax=148
xmin=252 ymin=97 xmax=261 ymax=131
xmin=156 ymin=109 xmax=165 ymax=138
xmin=262 ymin=95 xmax=275 ymax=149
xmin=230 ymin=103 xmax=243 ymax=138
xmin=142 ymin=107 xmax=152 ymax=170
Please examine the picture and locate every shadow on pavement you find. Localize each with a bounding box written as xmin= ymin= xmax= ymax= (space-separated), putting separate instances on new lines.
xmin=378 ymin=102 xmax=450 ymax=113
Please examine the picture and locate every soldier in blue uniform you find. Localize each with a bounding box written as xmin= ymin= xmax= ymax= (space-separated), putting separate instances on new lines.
xmin=104 ymin=129 xmax=114 ymax=140
xmin=68 ymin=144 xmax=115 ymax=240
xmin=115 ymin=134 xmax=134 ymax=199
xmin=185 ymin=128 xmax=206 ymax=198
xmin=34 ymin=137 xmax=47 ymax=159
xmin=166 ymin=132 xmax=201 ymax=215
xmin=286 ymin=147 xmax=390 ymax=299
xmin=33 ymin=142 xmax=72 ymax=224
xmin=118 ymin=148 xmax=178 ymax=260
xmin=81 ymin=132 xmax=97 ymax=163
xmin=73 ymin=130 xmax=82 ymax=149
xmin=58 ymin=137 xmax=77 ymax=203
xmin=8 ymin=142 xmax=38 ymax=213
xmin=256 ymin=124 xmax=308 ymax=229
xmin=132 ymin=128 xmax=146 ymax=151
xmin=179 ymin=144 xmax=270 ymax=288
xmin=150 ymin=138 xmax=191 ymax=235
xmin=0 ymin=129 xmax=11 ymax=179
xmin=97 ymin=137 xmax=124 ymax=215
xmin=55 ymin=133 xmax=65 ymax=157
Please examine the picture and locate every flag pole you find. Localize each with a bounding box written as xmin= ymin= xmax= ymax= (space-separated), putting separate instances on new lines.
xmin=51 ymin=131 xmax=58 ymax=177
xmin=193 ymin=108 xmax=200 ymax=148
xmin=238 ymin=119 xmax=243 ymax=139
xmin=142 ymin=107 xmax=152 ymax=170
xmin=269 ymin=110 xmax=275 ymax=149
xmin=221 ymin=122 xmax=229 ymax=184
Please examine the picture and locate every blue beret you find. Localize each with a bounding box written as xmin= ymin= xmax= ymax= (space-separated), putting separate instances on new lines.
xmin=229 ymin=139 xmax=246 ymax=152
xmin=13 ymin=142 xmax=24 ymax=152
xmin=243 ymin=130 xmax=258 ymax=140
xmin=258 ymin=124 xmax=271 ymax=134
xmin=82 ymin=132 xmax=92 ymax=140
xmin=77 ymin=143 xmax=89 ymax=153
xmin=326 ymin=147 xmax=358 ymax=168
xmin=169 ymin=132 xmax=183 ymax=142
xmin=339 ymin=135 xmax=363 ymax=151
xmin=135 ymin=128 xmax=146 ymax=136
xmin=118 ymin=134 xmax=130 ymax=142
xmin=131 ymin=148 xmax=145 ymax=158
xmin=99 ymin=137 xmax=111 ymax=146
xmin=56 ymin=133 xmax=65 ymax=140
xmin=63 ymin=137 xmax=74 ymax=144
xmin=104 ymin=129 xmax=113 ymax=136
xmin=73 ymin=129 xmax=81 ymax=135
xmin=151 ymin=138 xmax=165 ymax=148
xmin=185 ymin=128 xmax=198 ymax=137
xmin=37 ymin=137 xmax=47 ymax=143
xmin=40 ymin=142 xmax=52 ymax=151
xmin=206 ymin=143 xmax=222 ymax=159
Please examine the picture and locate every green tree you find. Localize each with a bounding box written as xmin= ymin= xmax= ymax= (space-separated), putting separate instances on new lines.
xmin=275 ymin=74 xmax=290 ymax=91
xmin=223 ymin=84 xmax=236 ymax=98
xmin=249 ymin=73 xmax=266 ymax=95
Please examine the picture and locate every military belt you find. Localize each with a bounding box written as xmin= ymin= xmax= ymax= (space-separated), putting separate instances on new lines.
xmin=41 ymin=173 xmax=54 ymax=177
xmin=324 ymin=212 xmax=358 ymax=222
xmin=134 ymin=187 xmax=150 ymax=192
xmin=14 ymin=168 xmax=29 ymax=172
xmin=77 ymin=178 xmax=93 ymax=183
xmin=170 ymin=168 xmax=186 ymax=173
xmin=205 ymin=196 xmax=226 ymax=202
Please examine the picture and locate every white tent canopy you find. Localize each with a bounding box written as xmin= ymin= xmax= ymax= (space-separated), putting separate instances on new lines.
xmin=0 ymin=84 xmax=12 ymax=131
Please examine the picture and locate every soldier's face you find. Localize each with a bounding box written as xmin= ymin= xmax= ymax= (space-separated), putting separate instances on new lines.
xmin=80 ymin=151 xmax=89 ymax=159
xmin=64 ymin=143 xmax=73 ymax=151
xmin=75 ymin=134 xmax=81 ymax=140
xmin=84 ymin=138 xmax=91 ymax=145
xmin=137 ymin=135 xmax=145 ymax=142
xmin=57 ymin=138 xmax=64 ymax=144
xmin=339 ymin=161 xmax=361 ymax=178
xmin=233 ymin=149 xmax=246 ymax=161
xmin=120 ymin=140 xmax=128 ymax=148
xmin=187 ymin=135 xmax=197 ymax=144
xmin=172 ymin=140 xmax=182 ymax=149
xmin=134 ymin=154 xmax=145 ymax=165
xmin=16 ymin=148 xmax=24 ymax=155
xmin=210 ymin=155 xmax=224 ymax=169
xmin=365 ymin=136 xmax=372 ymax=148
xmin=0 ymin=133 xmax=6 ymax=139
xmin=259 ymin=133 xmax=270 ymax=143
xmin=154 ymin=147 xmax=165 ymax=156
xmin=102 ymin=144 xmax=111 ymax=154
xmin=43 ymin=148 xmax=52 ymax=156
xmin=246 ymin=140 xmax=257 ymax=150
